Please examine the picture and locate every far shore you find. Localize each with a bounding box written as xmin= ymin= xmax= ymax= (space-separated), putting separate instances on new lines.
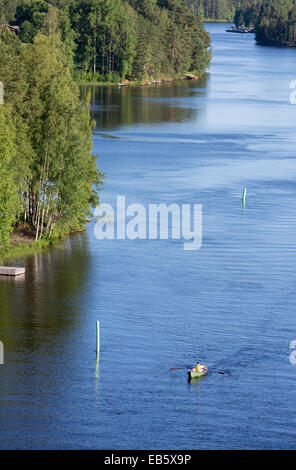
xmin=78 ymin=74 xmax=200 ymax=88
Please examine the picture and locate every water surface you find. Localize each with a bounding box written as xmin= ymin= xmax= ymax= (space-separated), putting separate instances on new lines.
xmin=1 ymin=23 xmax=296 ymax=450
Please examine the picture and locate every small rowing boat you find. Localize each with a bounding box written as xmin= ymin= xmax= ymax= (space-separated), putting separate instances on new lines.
xmin=188 ymin=365 xmax=208 ymax=380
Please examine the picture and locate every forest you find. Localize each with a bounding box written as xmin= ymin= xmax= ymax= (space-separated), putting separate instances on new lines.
xmin=1 ymin=0 xmax=295 ymax=255
xmin=0 ymin=0 xmax=211 ymax=83
xmin=186 ymin=0 xmax=239 ymax=21
xmin=0 ymin=0 xmax=213 ymax=254
xmin=187 ymin=0 xmax=296 ymax=46
xmin=185 ymin=0 xmax=296 ymax=46
xmin=0 ymin=28 xmax=103 ymax=254
xmin=233 ymin=0 xmax=296 ymax=47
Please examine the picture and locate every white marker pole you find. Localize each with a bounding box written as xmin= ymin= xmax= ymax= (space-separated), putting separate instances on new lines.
xmin=96 ymin=321 xmax=100 ymax=357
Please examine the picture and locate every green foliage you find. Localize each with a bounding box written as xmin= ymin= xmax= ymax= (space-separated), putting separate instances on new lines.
xmin=0 ymin=30 xmax=103 ymax=253
xmin=0 ymin=105 xmax=18 ymax=252
xmin=186 ymin=0 xmax=237 ymax=21
xmin=0 ymin=0 xmax=211 ymax=252
xmin=256 ymin=0 xmax=296 ymax=46
xmin=4 ymin=0 xmax=211 ymax=81
xmin=233 ymin=1 xmax=264 ymax=28
xmin=15 ymin=0 xmax=50 ymax=42
xmin=0 ymin=0 xmax=23 ymax=23
xmin=229 ymin=0 xmax=296 ymax=47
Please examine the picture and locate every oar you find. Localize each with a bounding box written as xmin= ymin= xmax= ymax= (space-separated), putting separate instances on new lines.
xmin=171 ymin=367 xmax=229 ymax=375
xmin=210 ymin=369 xmax=231 ymax=376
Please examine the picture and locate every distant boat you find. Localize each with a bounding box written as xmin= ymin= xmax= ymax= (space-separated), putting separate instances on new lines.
xmin=225 ymin=26 xmax=237 ymax=32
xmin=226 ymin=25 xmax=253 ymax=34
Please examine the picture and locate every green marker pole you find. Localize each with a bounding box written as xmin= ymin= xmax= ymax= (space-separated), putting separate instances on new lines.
xmin=242 ymin=188 xmax=247 ymax=204
xmin=96 ymin=321 xmax=100 ymax=357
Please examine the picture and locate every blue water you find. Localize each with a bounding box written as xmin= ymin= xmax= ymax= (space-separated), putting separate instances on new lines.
xmin=1 ymin=23 xmax=296 ymax=450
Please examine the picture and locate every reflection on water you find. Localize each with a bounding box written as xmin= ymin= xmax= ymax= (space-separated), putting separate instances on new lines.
xmin=188 ymin=374 xmax=208 ymax=391
xmin=82 ymin=76 xmax=208 ymax=131
xmin=0 ymin=233 xmax=90 ymax=359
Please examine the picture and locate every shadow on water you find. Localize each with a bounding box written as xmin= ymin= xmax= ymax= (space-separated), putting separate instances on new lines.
xmin=0 ymin=232 xmax=91 ymax=361
xmin=81 ymin=75 xmax=209 ymax=131
xmin=188 ymin=374 xmax=208 ymax=391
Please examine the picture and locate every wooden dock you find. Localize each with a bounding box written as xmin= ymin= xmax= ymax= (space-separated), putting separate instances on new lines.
xmin=0 ymin=267 xmax=25 ymax=276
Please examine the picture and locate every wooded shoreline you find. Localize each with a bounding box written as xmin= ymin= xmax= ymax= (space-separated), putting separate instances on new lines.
xmin=79 ymin=74 xmax=201 ymax=87
xmin=0 ymin=1 xmax=212 ymax=259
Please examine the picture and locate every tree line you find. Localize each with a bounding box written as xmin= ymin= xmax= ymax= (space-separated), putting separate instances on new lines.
xmin=184 ymin=0 xmax=296 ymax=47
xmin=1 ymin=0 xmax=211 ymax=83
xmin=232 ymin=0 xmax=296 ymax=47
xmin=185 ymin=1 xmax=241 ymax=21
xmin=0 ymin=0 xmax=212 ymax=254
xmin=0 ymin=28 xmax=103 ymax=253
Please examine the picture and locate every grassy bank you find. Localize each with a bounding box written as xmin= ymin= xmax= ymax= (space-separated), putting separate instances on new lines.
xmin=1 ymin=225 xmax=86 ymax=262
xmin=1 ymin=238 xmax=52 ymax=262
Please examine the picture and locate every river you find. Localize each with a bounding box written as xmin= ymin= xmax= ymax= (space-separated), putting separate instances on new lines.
xmin=1 ymin=23 xmax=296 ymax=450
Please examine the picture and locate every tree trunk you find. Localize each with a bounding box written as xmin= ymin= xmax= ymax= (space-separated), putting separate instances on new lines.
xmin=93 ymin=29 xmax=97 ymax=73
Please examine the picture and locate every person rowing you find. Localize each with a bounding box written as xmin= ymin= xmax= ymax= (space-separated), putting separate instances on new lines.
xmin=188 ymin=361 xmax=208 ymax=380
xmin=194 ymin=361 xmax=202 ymax=373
